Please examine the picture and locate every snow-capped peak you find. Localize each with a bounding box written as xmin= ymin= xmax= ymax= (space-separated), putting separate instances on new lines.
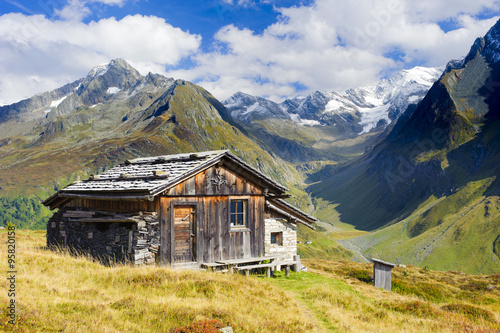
xmin=223 ymin=65 xmax=443 ymax=135
xmin=223 ymin=92 xmax=290 ymax=122
xmin=323 ymin=66 xmax=443 ymax=133
xmin=106 ymin=87 xmax=121 ymax=95
xmin=483 ymin=19 xmax=500 ymax=64
xmin=88 ymin=63 xmax=109 ymax=78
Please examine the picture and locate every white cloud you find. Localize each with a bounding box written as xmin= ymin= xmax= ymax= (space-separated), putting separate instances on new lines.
xmin=55 ymin=0 xmax=91 ymax=21
xmin=93 ymin=0 xmax=126 ymax=5
xmin=0 ymin=13 xmax=200 ymax=104
xmin=175 ymin=0 xmax=500 ymax=101
xmin=54 ymin=0 xmax=127 ymax=21
xmin=1 ymin=0 xmax=500 ymax=105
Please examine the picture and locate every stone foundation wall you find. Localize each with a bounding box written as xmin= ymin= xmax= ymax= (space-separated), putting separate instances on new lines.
xmin=46 ymin=208 xmax=160 ymax=266
xmin=264 ymin=218 xmax=297 ymax=261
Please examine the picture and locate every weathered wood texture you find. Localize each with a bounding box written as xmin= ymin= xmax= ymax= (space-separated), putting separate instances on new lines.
xmin=48 ymin=164 xmax=286 ymax=267
xmin=65 ymin=198 xmax=159 ymax=213
xmin=173 ymin=206 xmax=195 ymax=262
xmin=160 ymin=195 xmax=264 ymax=265
xmin=373 ymin=259 xmax=396 ymax=291
xmin=166 ymin=166 xmax=263 ymax=196
xmin=159 ymin=165 xmax=265 ymax=266
xmin=44 ymin=152 xmax=315 ymax=269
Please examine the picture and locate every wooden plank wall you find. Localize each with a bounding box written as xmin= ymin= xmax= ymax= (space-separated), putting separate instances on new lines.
xmin=159 ymin=165 xmax=265 ymax=265
xmin=167 ymin=166 xmax=263 ymax=197
xmin=61 ymin=165 xmax=266 ymax=266
xmin=65 ymin=198 xmax=159 ymax=212
xmin=373 ymin=261 xmax=394 ymax=291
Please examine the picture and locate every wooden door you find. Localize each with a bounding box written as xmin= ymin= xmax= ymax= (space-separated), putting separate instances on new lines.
xmin=173 ymin=205 xmax=196 ymax=263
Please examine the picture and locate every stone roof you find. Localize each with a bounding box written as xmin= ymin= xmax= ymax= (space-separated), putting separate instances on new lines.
xmin=44 ymin=150 xmax=288 ymax=206
xmin=62 ymin=151 xmax=223 ymax=193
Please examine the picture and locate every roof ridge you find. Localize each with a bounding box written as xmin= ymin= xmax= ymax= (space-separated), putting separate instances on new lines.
xmin=43 ymin=149 xmax=289 ymax=208
xmin=126 ymin=149 xmax=229 ymax=165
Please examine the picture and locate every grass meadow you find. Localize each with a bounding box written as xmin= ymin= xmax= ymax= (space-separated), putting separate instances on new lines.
xmin=0 ymin=230 xmax=499 ymax=332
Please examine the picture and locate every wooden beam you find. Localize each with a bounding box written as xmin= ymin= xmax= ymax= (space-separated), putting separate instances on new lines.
xmin=57 ymin=193 xmax=155 ymax=201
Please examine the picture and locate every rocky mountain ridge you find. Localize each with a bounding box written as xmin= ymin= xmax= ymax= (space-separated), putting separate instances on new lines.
xmin=310 ymin=19 xmax=500 ymax=274
xmin=0 ymin=59 xmax=299 ymax=203
xmin=224 ymin=66 xmax=443 ymax=135
xmin=219 ymin=66 xmax=442 ymax=166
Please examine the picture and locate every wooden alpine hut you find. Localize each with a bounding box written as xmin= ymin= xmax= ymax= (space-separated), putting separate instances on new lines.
xmin=43 ymin=150 xmax=317 ymax=268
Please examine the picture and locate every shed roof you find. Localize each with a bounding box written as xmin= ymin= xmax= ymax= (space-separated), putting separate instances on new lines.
xmin=266 ymin=198 xmax=317 ymax=230
xmin=44 ymin=150 xmax=288 ymax=208
xmin=372 ymin=258 xmax=396 ymax=268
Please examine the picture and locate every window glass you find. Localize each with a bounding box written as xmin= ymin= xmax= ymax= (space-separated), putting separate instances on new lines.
xmin=271 ymin=232 xmax=282 ymax=245
xmin=230 ymin=199 xmax=247 ymax=227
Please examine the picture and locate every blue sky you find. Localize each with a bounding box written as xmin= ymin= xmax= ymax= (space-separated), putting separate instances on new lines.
xmin=1 ymin=0 xmax=500 ymax=105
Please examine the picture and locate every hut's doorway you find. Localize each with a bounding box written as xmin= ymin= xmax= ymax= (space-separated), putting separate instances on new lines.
xmin=173 ymin=205 xmax=197 ymax=263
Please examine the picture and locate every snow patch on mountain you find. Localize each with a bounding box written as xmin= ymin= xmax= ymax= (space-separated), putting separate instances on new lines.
xmin=323 ymin=66 xmax=443 ymax=133
xmin=289 ymin=113 xmax=322 ymax=126
xmin=107 ymin=87 xmax=121 ymax=95
xmin=89 ymin=64 xmax=109 ymax=77
xmin=225 ymin=66 xmax=443 ymax=134
xmin=358 ymin=104 xmax=391 ymax=134
xmin=50 ymin=96 xmax=68 ymax=108
xmin=43 ymin=95 xmax=69 ymax=114
xmin=223 ymin=92 xmax=290 ymax=123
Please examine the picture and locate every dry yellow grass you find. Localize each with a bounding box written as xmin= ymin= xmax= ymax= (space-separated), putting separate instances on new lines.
xmin=288 ymin=259 xmax=500 ymax=332
xmin=1 ymin=230 xmax=499 ymax=332
xmin=0 ymin=230 xmax=314 ymax=332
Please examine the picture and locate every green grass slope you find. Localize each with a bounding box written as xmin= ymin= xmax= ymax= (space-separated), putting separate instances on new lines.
xmin=2 ymin=230 xmax=499 ymax=332
xmin=0 ymin=80 xmax=306 ymax=229
xmin=345 ymin=179 xmax=500 ymax=274
xmin=307 ymin=24 xmax=500 ymax=274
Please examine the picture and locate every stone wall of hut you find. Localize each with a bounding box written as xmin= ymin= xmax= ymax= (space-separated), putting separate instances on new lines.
xmin=264 ymin=217 xmax=297 ymax=261
xmin=46 ymin=208 xmax=160 ymax=266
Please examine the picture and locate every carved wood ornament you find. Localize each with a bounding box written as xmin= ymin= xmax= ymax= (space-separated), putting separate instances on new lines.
xmin=211 ymin=169 xmax=228 ymax=190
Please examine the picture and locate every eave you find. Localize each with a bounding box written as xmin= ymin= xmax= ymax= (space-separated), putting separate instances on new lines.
xmin=266 ymin=198 xmax=317 ymax=230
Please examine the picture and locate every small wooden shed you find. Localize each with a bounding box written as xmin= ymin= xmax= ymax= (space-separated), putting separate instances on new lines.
xmin=43 ymin=150 xmax=317 ymax=267
xmin=372 ymin=258 xmax=396 ymax=291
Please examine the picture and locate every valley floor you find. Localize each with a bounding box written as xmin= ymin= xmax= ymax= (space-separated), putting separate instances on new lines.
xmin=1 ymin=230 xmax=499 ymax=332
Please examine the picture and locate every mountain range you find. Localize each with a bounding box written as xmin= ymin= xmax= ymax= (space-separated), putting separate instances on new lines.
xmin=2 ymin=19 xmax=500 ymax=274
xmin=0 ymin=59 xmax=301 ymax=210
xmin=311 ymin=19 xmax=500 ymax=274
xmin=222 ymin=67 xmax=442 ymax=164
xmin=224 ymin=66 xmax=442 ymax=134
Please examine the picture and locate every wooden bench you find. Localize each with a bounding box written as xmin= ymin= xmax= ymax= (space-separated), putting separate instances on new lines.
xmin=236 ymin=262 xmax=277 ymax=277
xmin=216 ymin=256 xmax=278 ymax=274
xmin=215 ymin=256 xmax=277 ymax=265
xmin=274 ymin=261 xmax=299 ymax=277
xmin=201 ymin=262 xmax=228 ymax=272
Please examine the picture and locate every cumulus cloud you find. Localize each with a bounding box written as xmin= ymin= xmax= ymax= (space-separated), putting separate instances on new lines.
xmin=0 ymin=13 xmax=200 ymax=104
xmin=174 ymin=0 xmax=500 ymax=101
xmin=1 ymin=0 xmax=500 ymax=105
xmin=55 ymin=0 xmax=127 ymax=21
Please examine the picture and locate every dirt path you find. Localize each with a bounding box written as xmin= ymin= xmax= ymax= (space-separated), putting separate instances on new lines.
xmin=306 ymin=190 xmax=337 ymax=235
xmin=295 ymin=296 xmax=329 ymax=333
xmin=337 ymin=239 xmax=370 ymax=262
